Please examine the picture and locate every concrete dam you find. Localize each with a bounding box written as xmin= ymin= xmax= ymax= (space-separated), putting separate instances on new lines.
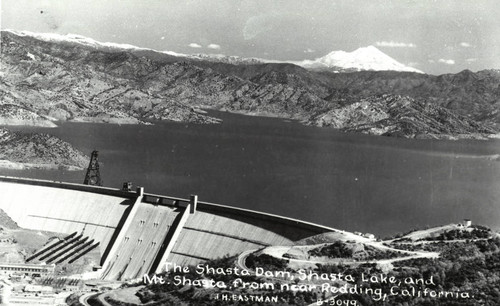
xmin=0 ymin=176 xmax=337 ymax=280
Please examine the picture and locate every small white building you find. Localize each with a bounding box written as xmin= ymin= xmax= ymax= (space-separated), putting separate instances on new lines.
xmin=363 ymin=233 xmax=376 ymax=240
xmin=463 ymin=219 xmax=472 ymax=227
xmin=24 ymin=285 xmax=53 ymax=293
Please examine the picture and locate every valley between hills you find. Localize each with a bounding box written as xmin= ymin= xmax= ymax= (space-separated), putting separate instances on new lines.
xmin=0 ymin=29 xmax=499 ymax=167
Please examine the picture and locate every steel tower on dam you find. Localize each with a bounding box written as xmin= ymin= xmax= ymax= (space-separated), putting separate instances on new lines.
xmin=0 ymin=176 xmax=337 ymax=281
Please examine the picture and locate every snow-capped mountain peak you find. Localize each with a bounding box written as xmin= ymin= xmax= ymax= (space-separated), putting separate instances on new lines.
xmin=294 ymin=46 xmax=423 ymax=73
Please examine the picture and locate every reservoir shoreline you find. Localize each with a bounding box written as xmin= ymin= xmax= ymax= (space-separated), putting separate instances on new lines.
xmin=1 ymin=110 xmax=499 ymax=237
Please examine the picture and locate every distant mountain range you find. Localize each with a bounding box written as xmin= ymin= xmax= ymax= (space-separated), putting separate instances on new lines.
xmin=1 ymin=30 xmax=499 ymax=139
xmin=4 ymin=30 xmax=422 ymax=72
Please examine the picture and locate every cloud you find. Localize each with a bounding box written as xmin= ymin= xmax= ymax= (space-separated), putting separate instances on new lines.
xmin=160 ymin=36 xmax=165 ymax=40
xmin=460 ymin=42 xmax=471 ymax=48
xmin=466 ymin=58 xmax=478 ymax=62
xmin=188 ymin=43 xmax=202 ymax=48
xmin=304 ymin=48 xmax=315 ymax=53
xmin=375 ymin=41 xmax=416 ymax=48
xmin=207 ymin=44 xmax=221 ymax=50
xmin=438 ymin=58 xmax=455 ymax=65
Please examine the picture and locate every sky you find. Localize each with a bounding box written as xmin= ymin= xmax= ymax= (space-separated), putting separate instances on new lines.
xmin=1 ymin=0 xmax=499 ymax=75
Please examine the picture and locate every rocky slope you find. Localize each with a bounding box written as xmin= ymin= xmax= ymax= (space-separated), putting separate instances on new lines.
xmin=0 ymin=128 xmax=88 ymax=170
xmin=0 ymin=31 xmax=224 ymax=125
xmin=0 ymin=104 xmax=57 ymax=127
xmin=309 ymin=94 xmax=496 ymax=139
xmin=318 ymin=69 xmax=500 ymax=126
xmin=0 ymin=208 xmax=19 ymax=229
xmin=1 ymin=30 xmax=498 ymax=139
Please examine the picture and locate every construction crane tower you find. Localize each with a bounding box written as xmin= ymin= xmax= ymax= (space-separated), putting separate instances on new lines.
xmin=83 ymin=150 xmax=103 ymax=186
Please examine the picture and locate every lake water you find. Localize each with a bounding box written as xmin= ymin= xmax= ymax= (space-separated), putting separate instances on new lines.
xmin=3 ymin=111 xmax=500 ymax=237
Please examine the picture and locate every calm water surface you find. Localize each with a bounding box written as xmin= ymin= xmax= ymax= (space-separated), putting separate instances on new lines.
xmin=3 ymin=111 xmax=500 ymax=237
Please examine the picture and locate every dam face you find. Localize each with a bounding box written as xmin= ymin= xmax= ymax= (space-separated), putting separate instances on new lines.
xmin=0 ymin=176 xmax=334 ymax=280
xmin=0 ymin=179 xmax=132 ymax=250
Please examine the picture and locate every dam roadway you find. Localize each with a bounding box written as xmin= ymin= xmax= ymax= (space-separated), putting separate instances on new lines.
xmin=0 ymin=176 xmax=340 ymax=280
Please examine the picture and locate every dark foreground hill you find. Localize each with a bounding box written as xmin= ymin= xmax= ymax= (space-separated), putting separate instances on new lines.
xmin=0 ymin=127 xmax=88 ymax=170
xmin=1 ymin=30 xmax=498 ymax=139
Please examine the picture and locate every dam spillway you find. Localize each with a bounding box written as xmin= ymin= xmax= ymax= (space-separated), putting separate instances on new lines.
xmin=0 ymin=176 xmax=337 ymax=280
xmin=101 ymin=203 xmax=185 ymax=280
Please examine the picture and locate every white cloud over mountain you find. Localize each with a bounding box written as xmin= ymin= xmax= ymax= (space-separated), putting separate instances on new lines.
xmin=438 ymin=59 xmax=455 ymax=65
xmin=207 ymin=44 xmax=221 ymax=50
xmin=375 ymin=41 xmax=416 ymax=48
xmin=188 ymin=43 xmax=202 ymax=48
xmin=460 ymin=42 xmax=471 ymax=47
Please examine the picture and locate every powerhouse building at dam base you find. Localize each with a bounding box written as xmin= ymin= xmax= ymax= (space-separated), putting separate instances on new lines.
xmin=0 ymin=176 xmax=338 ymax=281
